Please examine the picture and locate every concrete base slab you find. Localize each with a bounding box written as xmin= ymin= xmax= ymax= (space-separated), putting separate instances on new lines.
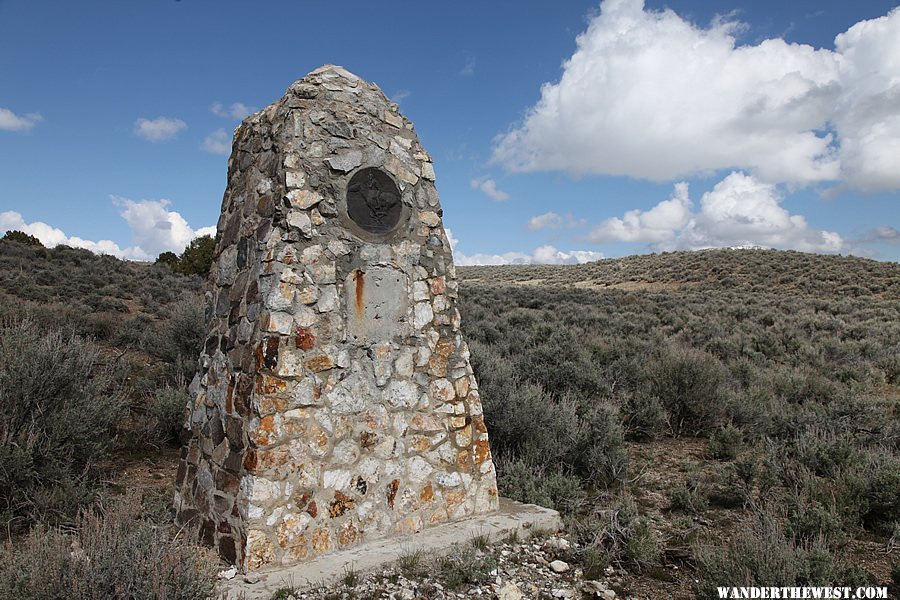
xmin=221 ymin=498 xmax=562 ymax=599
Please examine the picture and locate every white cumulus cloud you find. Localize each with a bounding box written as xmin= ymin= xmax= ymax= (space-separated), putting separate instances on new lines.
xmin=588 ymin=183 xmax=692 ymax=243
xmin=589 ymin=172 xmax=844 ymax=253
xmin=202 ymin=128 xmax=231 ymax=155
xmin=0 ymin=210 xmax=145 ymax=259
xmin=0 ymin=107 xmax=43 ymax=132
xmin=527 ymin=211 xmax=587 ymax=231
xmin=134 ymin=116 xmax=187 ymax=142
xmin=492 ymin=0 xmax=900 ymax=190
xmin=446 ymin=227 xmax=602 ymax=265
xmin=1 ymin=198 xmax=214 ymax=261
xmin=470 ymin=177 xmax=510 ymax=201
xmin=210 ymin=102 xmax=254 ymax=120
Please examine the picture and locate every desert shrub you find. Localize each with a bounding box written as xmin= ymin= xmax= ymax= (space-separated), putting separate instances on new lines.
xmin=436 ymin=544 xmax=497 ymax=589
xmin=148 ymin=387 xmax=190 ymax=445
xmin=574 ymin=401 xmax=629 ymax=486
xmin=695 ymin=511 xmax=869 ymax=597
xmin=571 ymin=497 xmax=659 ymax=573
xmin=859 ymin=452 xmax=900 ymax=533
xmin=517 ymin=328 xmax=606 ymax=399
xmin=707 ymin=465 xmax=748 ymax=509
xmin=708 ymin=425 xmax=744 ymax=460
xmin=669 ymin=480 xmax=709 ymax=515
xmin=786 ymin=497 xmax=844 ymax=546
xmin=481 ymin=381 xmax=582 ymax=467
xmin=0 ymin=494 xmax=217 ymax=599
xmin=141 ymin=294 xmax=206 ymax=381
xmin=0 ymin=320 xmax=127 ymax=529
xmin=645 ymin=345 xmax=727 ymax=436
xmin=496 ymin=459 xmax=585 ymax=512
xmin=621 ymin=391 xmax=668 ymax=441
xmin=793 ymin=429 xmax=859 ymax=478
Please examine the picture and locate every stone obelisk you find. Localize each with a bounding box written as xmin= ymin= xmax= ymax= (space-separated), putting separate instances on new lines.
xmin=173 ymin=65 xmax=499 ymax=570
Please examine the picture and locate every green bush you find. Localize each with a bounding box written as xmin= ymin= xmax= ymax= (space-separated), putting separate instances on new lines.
xmin=0 ymin=320 xmax=127 ymax=529
xmin=148 ymin=387 xmax=190 ymax=445
xmin=0 ymin=494 xmax=217 ymax=599
xmin=669 ymin=481 xmax=709 ymax=515
xmin=708 ymin=425 xmax=744 ymax=460
xmin=2 ymin=229 xmax=43 ymax=246
xmin=173 ymin=235 xmax=216 ymax=277
xmin=695 ymin=511 xmax=869 ymax=597
xmin=571 ymin=497 xmax=659 ymax=571
xmin=645 ymin=345 xmax=727 ymax=436
xmin=495 ymin=459 xmax=585 ymax=512
xmin=436 ymin=544 xmax=498 ymax=589
xmin=622 ymin=391 xmax=668 ymax=441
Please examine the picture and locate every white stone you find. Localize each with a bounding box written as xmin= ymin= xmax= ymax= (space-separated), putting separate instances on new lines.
xmin=328 ymin=373 xmax=372 ymax=414
xmin=287 ymin=210 xmax=313 ymax=237
xmin=323 ymin=469 xmax=352 ymax=490
xmin=317 ymin=285 xmax=339 ymax=312
xmin=384 ymin=380 xmax=419 ymax=408
xmin=285 ymin=170 xmax=306 ymax=189
xmin=433 ymin=294 xmax=448 ymax=313
xmin=250 ymin=477 xmax=281 ymax=505
xmin=265 ymin=312 xmax=293 ymax=334
xmin=287 ymin=189 xmax=321 ymax=209
xmin=333 ymin=439 xmax=360 ymax=465
xmin=394 ymin=348 xmax=415 ymax=378
xmin=435 ymin=472 xmax=461 ymax=487
xmin=499 ymin=582 xmax=522 ymax=600
xmin=293 ymin=305 xmax=318 ymax=328
xmin=412 ymin=280 xmax=430 ymax=302
xmin=325 ymin=150 xmax=362 ymax=172
xmin=412 ymin=302 xmax=434 ymax=330
xmin=407 ymin=456 xmax=433 ymax=483
xmin=421 ymin=162 xmax=435 ymax=181
xmin=549 ymin=560 xmax=570 ymax=573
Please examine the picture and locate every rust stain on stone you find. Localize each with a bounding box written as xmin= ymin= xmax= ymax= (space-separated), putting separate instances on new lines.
xmin=296 ymin=327 xmax=315 ymax=351
xmin=353 ymin=269 xmax=365 ymax=314
xmin=387 ymin=479 xmax=399 ymax=509
xmin=307 ymin=500 xmax=318 ymax=518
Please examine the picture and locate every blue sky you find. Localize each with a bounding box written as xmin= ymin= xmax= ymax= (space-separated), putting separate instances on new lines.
xmin=1 ymin=0 xmax=898 ymax=263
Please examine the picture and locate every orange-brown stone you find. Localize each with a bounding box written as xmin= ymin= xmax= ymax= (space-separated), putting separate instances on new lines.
xmin=305 ymin=355 xmax=333 ymax=372
xmin=286 ymin=534 xmax=310 ymax=562
xmin=311 ymin=526 xmax=331 ymax=554
xmin=420 ymin=483 xmax=434 ymax=504
xmin=474 ymin=439 xmax=491 ymax=464
xmin=256 ymin=374 xmax=287 ymax=395
xmin=337 ymin=522 xmax=358 ymax=547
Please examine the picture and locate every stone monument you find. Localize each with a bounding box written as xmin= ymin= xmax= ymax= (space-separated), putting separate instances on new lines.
xmin=173 ymin=65 xmax=499 ymax=571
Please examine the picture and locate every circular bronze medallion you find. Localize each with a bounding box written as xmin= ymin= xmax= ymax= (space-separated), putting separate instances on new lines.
xmin=346 ymin=168 xmax=402 ymax=234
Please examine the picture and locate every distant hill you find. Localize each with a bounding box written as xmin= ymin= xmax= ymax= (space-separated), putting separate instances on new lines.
xmin=0 ymin=239 xmax=201 ymax=340
xmin=459 ymin=249 xmax=899 ymax=299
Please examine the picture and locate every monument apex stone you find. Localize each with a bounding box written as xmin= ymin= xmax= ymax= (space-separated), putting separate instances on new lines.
xmin=173 ymin=65 xmax=499 ymax=571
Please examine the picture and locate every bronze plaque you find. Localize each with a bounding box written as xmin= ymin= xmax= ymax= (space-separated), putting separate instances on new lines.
xmin=346 ymin=168 xmax=402 ymax=234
